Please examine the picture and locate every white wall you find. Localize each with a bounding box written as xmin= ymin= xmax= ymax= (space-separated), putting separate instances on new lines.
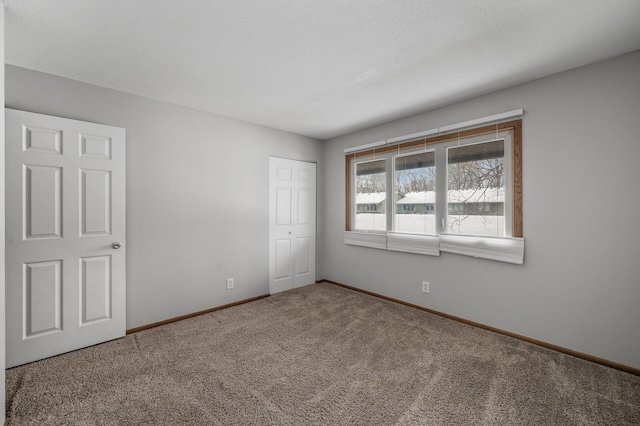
xmin=321 ymin=50 xmax=640 ymax=369
xmin=5 ymin=65 xmax=323 ymax=329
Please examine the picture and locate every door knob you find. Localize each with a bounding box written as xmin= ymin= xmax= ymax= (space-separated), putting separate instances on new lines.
xmin=112 ymin=242 xmax=122 ymax=249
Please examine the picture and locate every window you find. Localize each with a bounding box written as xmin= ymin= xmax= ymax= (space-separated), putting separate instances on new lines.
xmin=394 ymin=151 xmax=436 ymax=233
xmin=446 ymin=140 xmax=507 ymax=237
xmin=354 ymin=159 xmax=386 ymax=231
xmin=345 ymin=120 xmax=523 ymax=262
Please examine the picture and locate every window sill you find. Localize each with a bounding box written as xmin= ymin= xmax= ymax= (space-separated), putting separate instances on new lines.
xmin=343 ymin=231 xmax=387 ymax=250
xmin=387 ymin=232 xmax=440 ymax=256
xmin=344 ymin=231 xmax=524 ymax=264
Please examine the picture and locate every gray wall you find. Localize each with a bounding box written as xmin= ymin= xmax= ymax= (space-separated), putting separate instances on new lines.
xmin=6 ymin=65 xmax=323 ymax=329
xmin=321 ymin=50 xmax=640 ymax=369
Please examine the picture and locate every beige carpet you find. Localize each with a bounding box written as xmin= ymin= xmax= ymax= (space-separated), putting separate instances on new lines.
xmin=6 ymin=283 xmax=640 ymax=425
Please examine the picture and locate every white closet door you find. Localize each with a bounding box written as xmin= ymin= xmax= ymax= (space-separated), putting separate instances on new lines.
xmin=269 ymin=157 xmax=316 ymax=294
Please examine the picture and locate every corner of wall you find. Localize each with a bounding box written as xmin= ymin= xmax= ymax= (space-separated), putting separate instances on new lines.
xmin=1 ymin=4 xmax=7 ymax=423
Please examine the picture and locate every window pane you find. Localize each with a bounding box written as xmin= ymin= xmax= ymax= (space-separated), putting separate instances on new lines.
xmin=447 ymin=140 xmax=505 ymax=237
xmin=394 ymin=152 xmax=436 ymax=234
xmin=355 ymin=159 xmax=386 ymax=231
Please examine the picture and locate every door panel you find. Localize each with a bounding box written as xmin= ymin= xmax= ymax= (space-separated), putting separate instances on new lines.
xmin=295 ymin=237 xmax=310 ymax=275
xmin=275 ymin=165 xmax=292 ymax=181
xmin=6 ymin=109 xmax=126 ymax=368
xmin=275 ymin=188 xmax=292 ymax=226
xmin=274 ymin=239 xmax=292 ymax=280
xmin=269 ymin=157 xmax=316 ymax=294
xmin=80 ymin=169 xmax=112 ymax=236
xmin=24 ymin=165 xmax=63 ymax=240
xmin=297 ymin=188 xmax=310 ymax=225
xmin=80 ymin=134 xmax=111 ymax=159
xmin=24 ymin=260 xmax=63 ymax=337
xmin=80 ymin=255 xmax=112 ymax=324
xmin=23 ymin=126 xmax=62 ymax=154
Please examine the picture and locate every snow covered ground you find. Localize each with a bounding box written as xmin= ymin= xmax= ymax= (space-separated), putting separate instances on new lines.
xmin=355 ymin=214 xmax=505 ymax=237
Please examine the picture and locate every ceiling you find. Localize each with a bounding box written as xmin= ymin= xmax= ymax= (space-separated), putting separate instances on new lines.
xmin=5 ymin=1 xmax=640 ymax=140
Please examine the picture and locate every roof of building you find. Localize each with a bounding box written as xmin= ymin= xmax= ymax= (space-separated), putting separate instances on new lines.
xmin=396 ymin=191 xmax=436 ymax=204
xmin=355 ymin=192 xmax=386 ymax=204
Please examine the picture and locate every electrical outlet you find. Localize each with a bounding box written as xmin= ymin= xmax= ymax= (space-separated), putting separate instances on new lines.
xmin=422 ymin=281 xmax=430 ymax=294
xmin=226 ymin=278 xmax=234 ymax=290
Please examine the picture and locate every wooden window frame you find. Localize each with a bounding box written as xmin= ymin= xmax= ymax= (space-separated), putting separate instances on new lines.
xmin=346 ymin=119 xmax=522 ymax=237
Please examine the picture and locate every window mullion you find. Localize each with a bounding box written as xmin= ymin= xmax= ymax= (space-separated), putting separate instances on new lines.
xmin=435 ymin=146 xmax=447 ymax=234
xmin=385 ymin=155 xmax=394 ymax=232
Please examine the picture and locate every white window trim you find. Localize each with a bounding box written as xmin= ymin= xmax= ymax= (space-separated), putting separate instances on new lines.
xmin=344 ymin=230 xmax=524 ymax=264
xmin=439 ymin=234 xmax=524 ymax=265
xmin=344 ymin=231 xmax=387 ymax=250
xmin=387 ymin=232 xmax=440 ymax=256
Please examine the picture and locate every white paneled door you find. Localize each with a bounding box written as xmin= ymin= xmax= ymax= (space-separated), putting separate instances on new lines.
xmin=269 ymin=157 xmax=316 ymax=294
xmin=5 ymin=109 xmax=126 ymax=368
